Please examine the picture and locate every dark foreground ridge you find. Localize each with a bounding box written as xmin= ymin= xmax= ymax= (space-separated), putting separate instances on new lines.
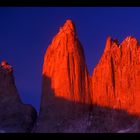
xmin=0 ymin=60 xmax=37 ymax=133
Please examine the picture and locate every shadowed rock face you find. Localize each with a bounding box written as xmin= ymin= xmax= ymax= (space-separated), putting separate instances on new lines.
xmin=34 ymin=20 xmax=92 ymax=132
xmin=0 ymin=60 xmax=37 ymax=133
xmin=92 ymin=36 xmax=140 ymax=115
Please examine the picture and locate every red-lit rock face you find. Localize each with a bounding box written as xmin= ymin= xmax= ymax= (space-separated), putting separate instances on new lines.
xmin=92 ymin=36 xmax=140 ymax=115
xmin=35 ymin=20 xmax=92 ymax=132
xmin=42 ymin=19 xmax=92 ymax=107
xmin=35 ymin=20 xmax=140 ymax=132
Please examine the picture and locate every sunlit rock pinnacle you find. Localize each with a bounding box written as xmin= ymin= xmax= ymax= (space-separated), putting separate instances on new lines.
xmin=35 ymin=19 xmax=92 ymax=132
xmin=42 ymin=19 xmax=91 ymax=105
xmin=92 ymin=36 xmax=140 ymax=115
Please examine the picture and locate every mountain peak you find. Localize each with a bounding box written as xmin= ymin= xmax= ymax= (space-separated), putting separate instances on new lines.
xmin=121 ymin=36 xmax=139 ymax=47
xmin=38 ymin=20 xmax=92 ymax=132
xmin=59 ymin=19 xmax=76 ymax=33
xmin=92 ymin=35 xmax=140 ymax=116
xmin=0 ymin=60 xmax=13 ymax=73
xmin=104 ymin=36 xmax=119 ymax=52
xmin=124 ymin=36 xmax=136 ymax=41
xmin=0 ymin=59 xmax=37 ymax=132
xmin=123 ymin=36 xmax=138 ymax=43
xmin=49 ymin=19 xmax=78 ymax=52
xmin=42 ymin=19 xmax=91 ymax=104
xmin=63 ymin=19 xmax=75 ymax=29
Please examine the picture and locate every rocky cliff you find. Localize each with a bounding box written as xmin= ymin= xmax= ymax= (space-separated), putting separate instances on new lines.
xmin=92 ymin=36 xmax=140 ymax=116
xmin=42 ymin=19 xmax=92 ymax=105
xmin=34 ymin=20 xmax=140 ymax=132
xmin=35 ymin=20 xmax=92 ymax=132
xmin=0 ymin=60 xmax=37 ymax=132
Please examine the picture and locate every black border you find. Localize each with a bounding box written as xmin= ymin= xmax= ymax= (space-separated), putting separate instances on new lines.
xmin=0 ymin=133 xmax=140 ymax=139
xmin=0 ymin=0 xmax=140 ymax=6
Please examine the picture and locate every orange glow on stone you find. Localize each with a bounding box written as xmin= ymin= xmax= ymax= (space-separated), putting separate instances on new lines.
xmin=41 ymin=19 xmax=92 ymax=108
xmin=92 ymin=36 xmax=140 ymax=116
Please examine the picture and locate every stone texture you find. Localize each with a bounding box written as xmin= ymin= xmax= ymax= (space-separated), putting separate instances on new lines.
xmin=34 ymin=20 xmax=140 ymax=132
xmin=92 ymin=36 xmax=140 ymax=116
xmin=42 ymin=19 xmax=92 ymax=105
xmin=35 ymin=19 xmax=92 ymax=132
xmin=0 ymin=60 xmax=37 ymax=132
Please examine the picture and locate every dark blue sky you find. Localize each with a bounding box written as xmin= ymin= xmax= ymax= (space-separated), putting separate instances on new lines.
xmin=0 ymin=7 xmax=140 ymax=112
